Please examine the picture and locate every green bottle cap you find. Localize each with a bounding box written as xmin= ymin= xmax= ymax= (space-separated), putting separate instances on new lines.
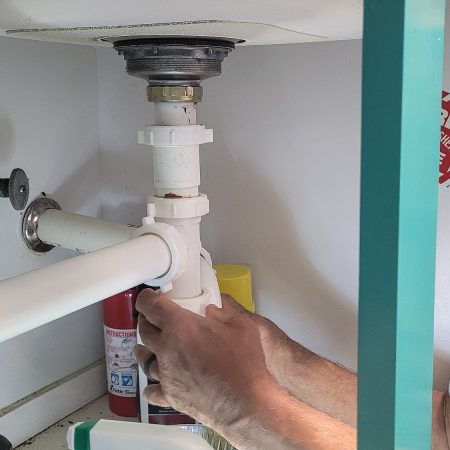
xmin=74 ymin=421 xmax=97 ymax=450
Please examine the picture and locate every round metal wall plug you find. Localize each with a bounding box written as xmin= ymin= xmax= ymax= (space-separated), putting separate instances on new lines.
xmin=0 ymin=168 xmax=29 ymax=211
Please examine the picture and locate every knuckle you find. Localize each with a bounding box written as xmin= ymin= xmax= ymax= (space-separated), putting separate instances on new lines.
xmin=152 ymin=295 xmax=166 ymax=312
xmin=144 ymin=387 xmax=156 ymax=403
xmin=140 ymin=334 xmax=151 ymax=349
xmin=137 ymin=313 xmax=146 ymax=327
xmin=205 ymin=304 xmax=219 ymax=317
xmin=132 ymin=344 xmax=146 ymax=361
xmin=136 ymin=290 xmax=151 ymax=307
xmin=139 ymin=288 xmax=155 ymax=300
xmin=139 ymin=321 xmax=151 ymax=338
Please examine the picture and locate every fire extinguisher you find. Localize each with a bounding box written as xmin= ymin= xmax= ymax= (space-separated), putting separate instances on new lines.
xmin=103 ymin=287 xmax=140 ymax=417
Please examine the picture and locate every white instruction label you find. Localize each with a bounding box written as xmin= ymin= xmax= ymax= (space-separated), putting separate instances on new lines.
xmin=104 ymin=326 xmax=138 ymax=398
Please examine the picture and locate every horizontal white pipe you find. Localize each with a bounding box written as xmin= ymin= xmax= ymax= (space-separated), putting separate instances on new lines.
xmin=38 ymin=209 xmax=136 ymax=253
xmin=0 ymin=235 xmax=171 ymax=344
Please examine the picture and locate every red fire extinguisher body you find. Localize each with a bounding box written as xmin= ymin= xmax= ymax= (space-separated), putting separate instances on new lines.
xmin=103 ymin=288 xmax=139 ymax=417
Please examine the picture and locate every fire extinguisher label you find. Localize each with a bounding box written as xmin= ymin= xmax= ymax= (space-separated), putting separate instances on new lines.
xmin=104 ymin=325 xmax=138 ymax=398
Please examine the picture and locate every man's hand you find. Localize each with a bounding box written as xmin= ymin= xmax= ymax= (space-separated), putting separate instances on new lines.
xmin=134 ymin=290 xmax=358 ymax=450
xmin=210 ymin=296 xmax=358 ymax=427
xmin=219 ymin=295 xmax=307 ymax=381
xmin=133 ymin=289 xmax=275 ymax=431
xmin=133 ymin=292 xmax=450 ymax=450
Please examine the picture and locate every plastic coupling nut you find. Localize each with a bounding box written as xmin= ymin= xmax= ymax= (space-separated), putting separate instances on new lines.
xmin=148 ymin=194 xmax=209 ymax=219
xmin=171 ymin=289 xmax=213 ymax=317
xmin=137 ymin=125 xmax=213 ymax=147
xmin=131 ymin=219 xmax=188 ymax=291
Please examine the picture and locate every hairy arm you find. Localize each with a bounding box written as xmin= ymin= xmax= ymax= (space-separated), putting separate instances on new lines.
xmin=255 ymin=307 xmax=449 ymax=449
xmin=223 ymin=295 xmax=357 ymax=426
xmin=134 ymin=292 xmax=449 ymax=450
xmin=134 ymin=290 xmax=356 ymax=450
xmin=229 ymin=378 xmax=355 ymax=450
xmin=259 ymin=323 xmax=357 ymax=426
xmin=220 ymin=378 xmax=356 ymax=450
xmin=432 ymin=391 xmax=450 ymax=450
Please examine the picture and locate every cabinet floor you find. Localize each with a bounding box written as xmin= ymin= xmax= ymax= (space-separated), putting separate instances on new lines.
xmin=17 ymin=395 xmax=137 ymax=449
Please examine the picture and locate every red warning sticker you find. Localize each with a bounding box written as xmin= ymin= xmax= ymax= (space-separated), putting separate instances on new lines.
xmin=440 ymin=90 xmax=450 ymax=184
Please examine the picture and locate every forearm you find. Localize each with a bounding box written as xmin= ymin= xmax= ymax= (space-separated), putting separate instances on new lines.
xmin=217 ymin=379 xmax=356 ymax=450
xmin=432 ymin=391 xmax=450 ymax=450
xmin=265 ymin=336 xmax=357 ymax=427
xmin=271 ymin=340 xmax=449 ymax=449
xmin=216 ymin=380 xmax=449 ymax=450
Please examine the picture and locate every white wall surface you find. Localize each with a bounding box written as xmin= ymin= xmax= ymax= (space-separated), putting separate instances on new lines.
xmin=0 ymin=36 xmax=104 ymax=409
xmin=97 ymin=28 xmax=450 ymax=391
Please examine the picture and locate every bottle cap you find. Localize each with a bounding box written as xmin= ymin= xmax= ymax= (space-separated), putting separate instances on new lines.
xmin=0 ymin=435 xmax=12 ymax=450
xmin=67 ymin=422 xmax=97 ymax=450
xmin=213 ymin=264 xmax=255 ymax=313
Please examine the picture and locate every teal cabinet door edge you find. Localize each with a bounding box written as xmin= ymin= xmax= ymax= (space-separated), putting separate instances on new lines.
xmin=358 ymin=0 xmax=445 ymax=449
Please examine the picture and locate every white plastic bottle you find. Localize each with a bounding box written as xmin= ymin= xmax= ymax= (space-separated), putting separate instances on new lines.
xmin=67 ymin=420 xmax=214 ymax=450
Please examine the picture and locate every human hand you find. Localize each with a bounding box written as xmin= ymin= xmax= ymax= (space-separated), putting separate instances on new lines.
xmin=219 ymin=297 xmax=359 ymax=429
xmin=133 ymin=289 xmax=276 ymax=433
xmin=218 ymin=295 xmax=306 ymax=386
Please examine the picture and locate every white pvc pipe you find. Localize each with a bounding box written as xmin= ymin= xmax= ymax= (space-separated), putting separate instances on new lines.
xmin=0 ymin=235 xmax=171 ymax=344
xmin=153 ymin=102 xmax=201 ymax=198
xmin=38 ymin=209 xmax=136 ymax=253
xmin=162 ymin=217 xmax=202 ymax=299
xmin=154 ymin=102 xmax=197 ymax=125
xmin=153 ymin=144 xmax=200 ymax=198
xmin=152 ymin=101 xmax=204 ymax=298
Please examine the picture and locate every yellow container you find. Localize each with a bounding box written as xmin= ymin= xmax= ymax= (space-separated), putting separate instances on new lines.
xmin=213 ymin=264 xmax=255 ymax=313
